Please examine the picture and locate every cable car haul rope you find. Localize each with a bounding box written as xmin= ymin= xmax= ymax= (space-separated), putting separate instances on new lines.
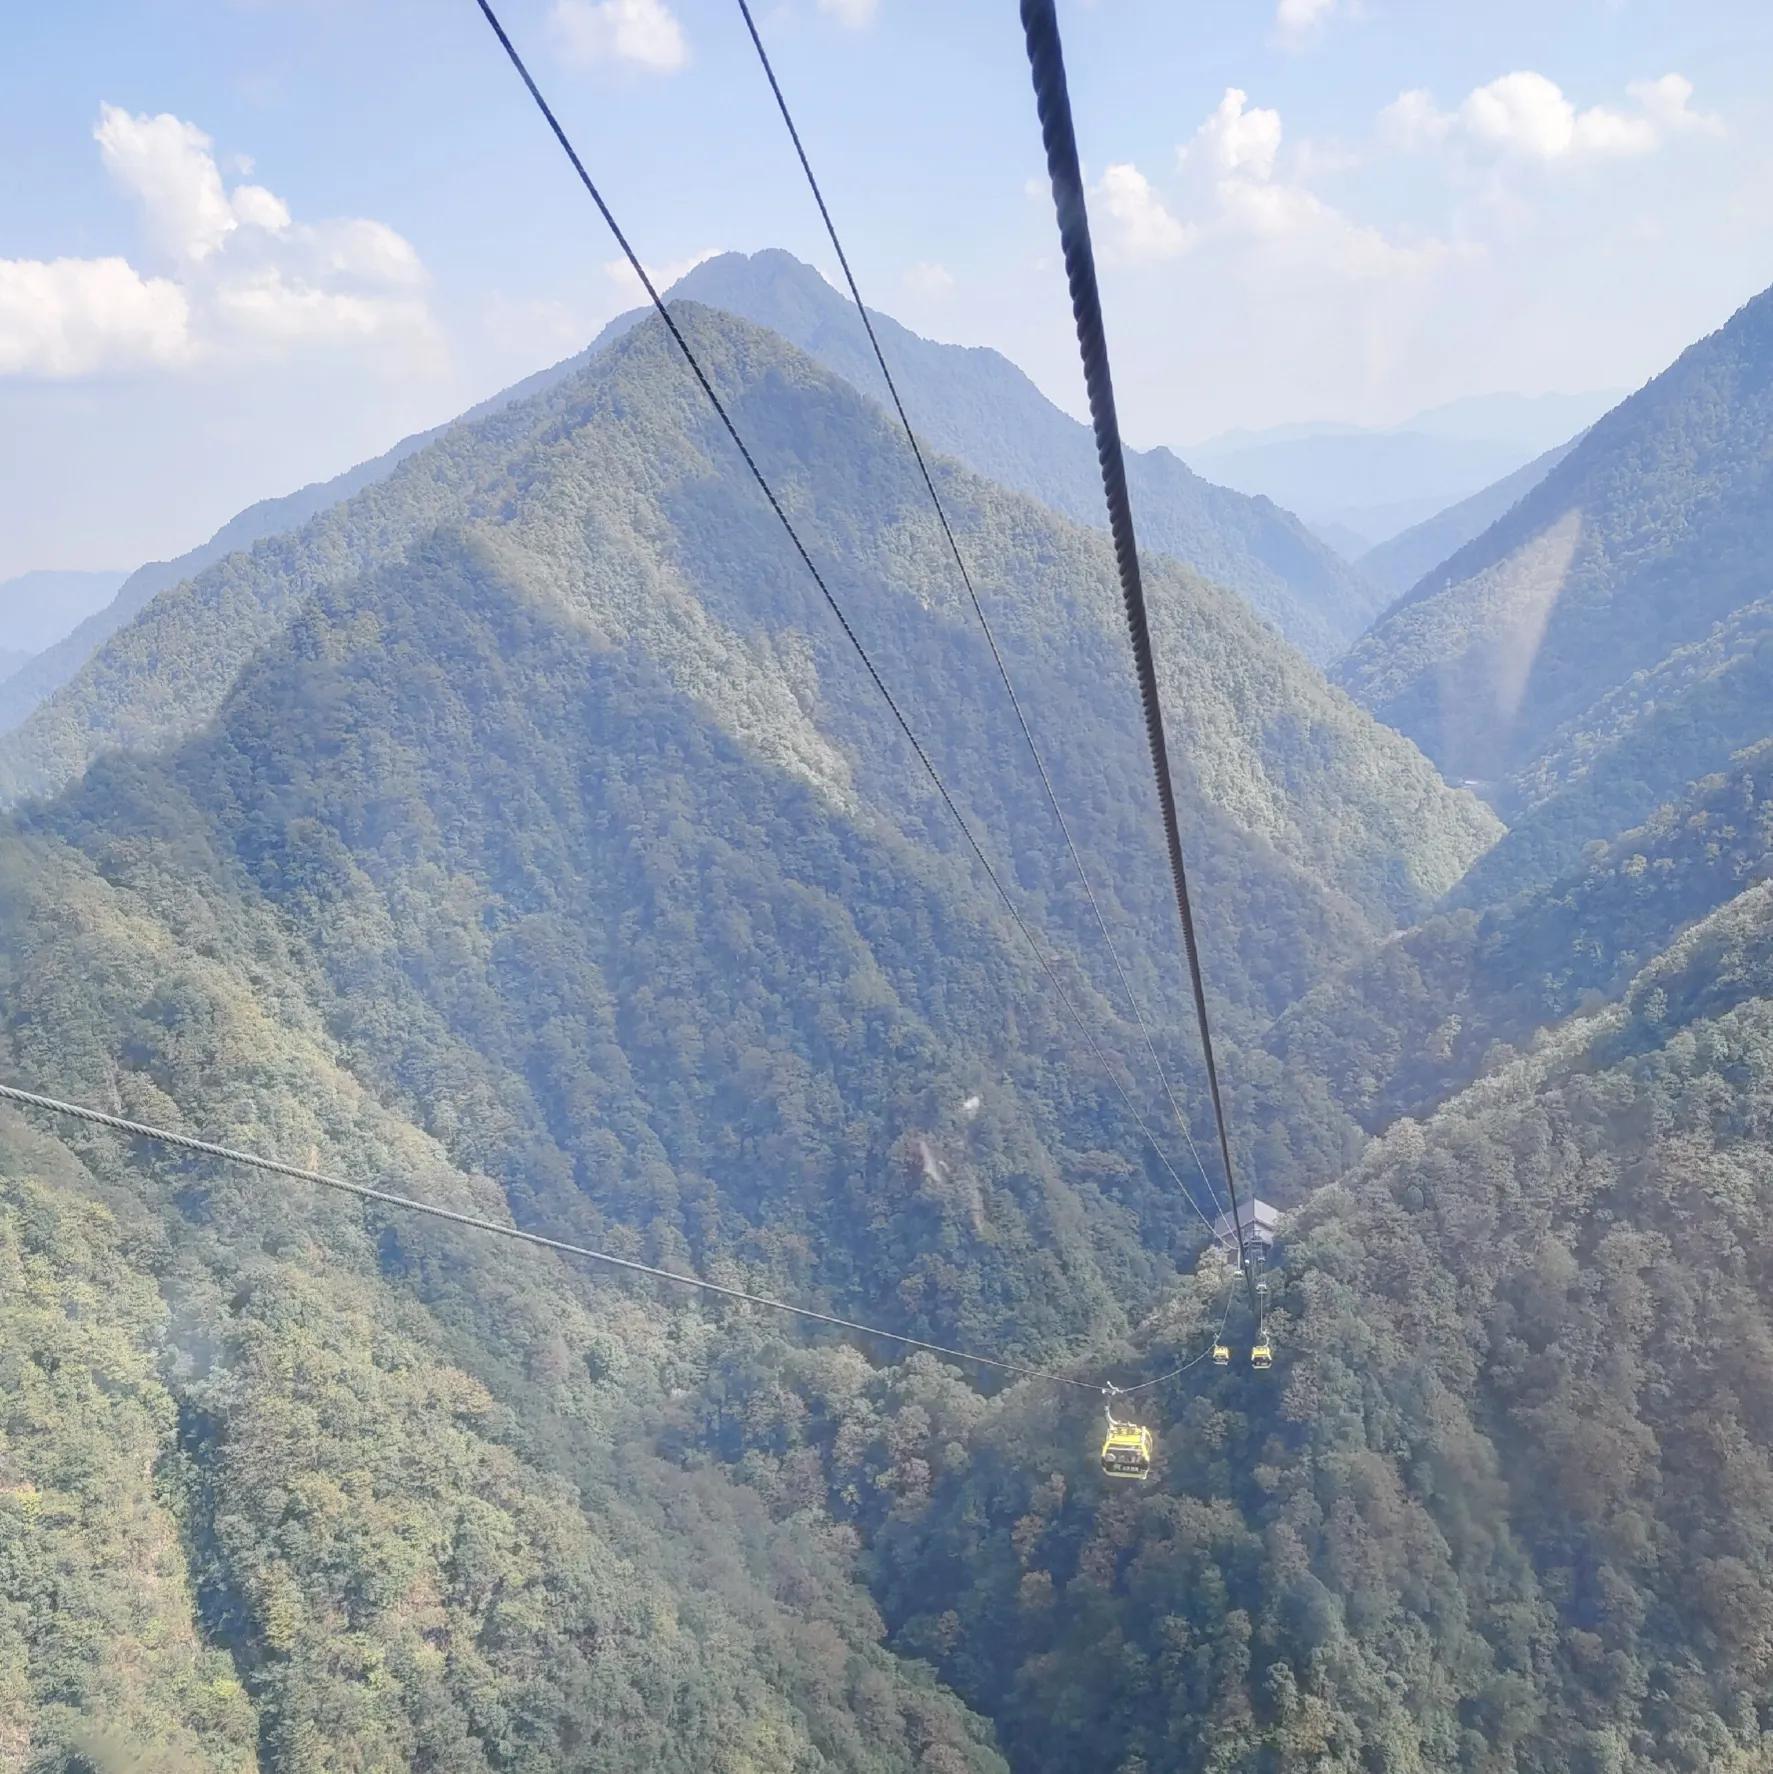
xmin=1 ymin=1 xmax=1279 ymax=1490
xmin=1017 ymin=0 xmax=1259 ymax=1318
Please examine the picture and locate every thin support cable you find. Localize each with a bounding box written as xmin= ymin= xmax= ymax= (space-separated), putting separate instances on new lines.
xmin=732 ymin=0 xmax=1228 ymax=1240
xmin=0 ymin=1081 xmax=1098 ymax=1391
xmin=1115 ymin=1272 xmax=1237 ymax=1394
xmin=470 ymin=0 xmax=1224 ymax=1249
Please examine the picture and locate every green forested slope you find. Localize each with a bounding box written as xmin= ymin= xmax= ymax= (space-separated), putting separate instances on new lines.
xmin=31 ymin=281 xmax=1773 ymax=1773
xmin=1455 ymin=599 xmax=1773 ymax=904
xmin=0 ymin=592 xmax=1071 ymax=1759
xmin=672 ymin=252 xmax=1386 ymax=662
xmin=1265 ymin=739 xmax=1773 ymax=1129
xmin=0 ymin=1114 xmax=1010 ymax=1772
xmin=0 ymin=306 xmax=1495 ymax=1038
xmin=2 ymin=377 xmax=1432 ymax=1759
xmin=718 ymin=880 xmax=1773 ymax=1774
xmin=1338 ymin=281 xmax=1773 ymax=792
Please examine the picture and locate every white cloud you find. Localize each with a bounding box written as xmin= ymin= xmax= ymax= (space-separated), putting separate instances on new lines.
xmin=1168 ymin=88 xmax=1449 ymax=283
xmin=1185 ymin=89 xmax=1283 ymax=181
xmin=1458 ymin=72 xmax=1577 ymax=158
xmin=1094 ymin=163 xmax=1194 ymax=266
xmin=1384 ymin=70 xmax=1720 ymax=165
xmin=602 ymin=247 xmax=723 ymax=302
xmin=306 ymin=217 xmax=426 ymax=288
xmin=1568 ymin=103 xmax=1659 ymax=158
xmin=94 ymin=104 xmax=239 ymax=263
xmin=1379 ymin=89 xmax=1452 ymax=151
xmin=1218 ymin=177 xmax=1448 ymax=278
xmin=1628 ymin=73 xmax=1724 ymax=138
xmin=1273 ymin=0 xmax=1339 ymax=49
xmin=1 ymin=104 xmax=438 ymax=381
xmin=229 ymin=184 xmax=292 ymax=233
xmin=210 ymin=276 xmax=428 ymax=352
xmin=0 ymin=256 xmax=192 ymax=376
xmin=902 ymin=261 xmax=955 ymax=298
xmin=1291 ymin=136 xmax=1362 ymax=181
xmin=550 ymin=0 xmax=687 ymax=73
xmin=817 ymin=0 xmax=878 ymax=24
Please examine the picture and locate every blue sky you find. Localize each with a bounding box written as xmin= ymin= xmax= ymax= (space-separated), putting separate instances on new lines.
xmin=2 ymin=0 xmax=1770 ymax=581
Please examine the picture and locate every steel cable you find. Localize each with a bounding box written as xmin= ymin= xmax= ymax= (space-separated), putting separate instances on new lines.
xmin=1019 ymin=0 xmax=1258 ymax=1314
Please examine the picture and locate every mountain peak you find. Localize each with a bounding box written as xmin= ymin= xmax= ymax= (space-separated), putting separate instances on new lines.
xmin=662 ymin=248 xmax=1384 ymax=661
xmin=670 ymin=249 xmax=847 ymax=329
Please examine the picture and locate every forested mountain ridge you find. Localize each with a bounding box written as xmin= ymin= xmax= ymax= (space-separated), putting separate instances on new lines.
xmin=0 ymin=345 xmax=599 ymax=743
xmin=1454 ymin=597 xmax=1773 ymax=905
xmin=698 ymin=872 xmax=1773 ymax=1774
xmin=0 ymin=301 xmax=1509 ymax=1768
xmin=37 ymin=257 xmax=1773 ymax=1772
xmin=1357 ymin=435 xmax=1580 ymax=603
xmin=0 ymin=304 xmax=1496 ymax=1037
xmin=1266 ymin=736 xmax=1773 ymax=1129
xmin=0 ymin=458 xmax=1206 ymax=1763
xmin=1336 ymin=280 xmax=1773 ymax=794
xmin=0 ymin=785 xmax=1017 ymax=1771
xmin=671 ymin=251 xmax=1386 ymax=663
xmin=0 ymin=367 xmax=1398 ymax=1762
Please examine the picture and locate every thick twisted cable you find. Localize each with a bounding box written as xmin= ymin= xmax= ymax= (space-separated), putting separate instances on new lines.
xmin=1019 ymin=0 xmax=1255 ymax=1308
xmin=733 ymin=0 xmax=1228 ymax=1242
xmin=0 ymin=1081 xmax=1100 ymax=1391
xmin=471 ymin=0 xmax=1224 ymax=1249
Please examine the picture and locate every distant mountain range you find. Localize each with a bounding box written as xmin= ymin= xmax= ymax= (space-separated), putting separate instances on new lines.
xmin=1189 ymin=390 xmax=1617 ymax=551
xmin=0 ymin=567 xmax=126 ymax=658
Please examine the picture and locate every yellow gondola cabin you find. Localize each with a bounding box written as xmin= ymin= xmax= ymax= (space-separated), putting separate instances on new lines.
xmin=1100 ymin=1418 xmax=1154 ymax=1480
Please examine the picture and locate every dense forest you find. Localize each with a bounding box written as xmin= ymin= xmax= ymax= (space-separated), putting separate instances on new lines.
xmin=5 ymin=266 xmax=1773 ymax=1772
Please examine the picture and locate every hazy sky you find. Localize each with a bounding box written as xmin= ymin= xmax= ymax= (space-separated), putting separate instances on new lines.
xmin=3 ymin=0 xmax=1771 ymax=581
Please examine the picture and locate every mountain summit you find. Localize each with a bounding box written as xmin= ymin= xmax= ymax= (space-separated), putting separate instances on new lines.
xmin=669 ymin=250 xmax=1386 ymax=662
